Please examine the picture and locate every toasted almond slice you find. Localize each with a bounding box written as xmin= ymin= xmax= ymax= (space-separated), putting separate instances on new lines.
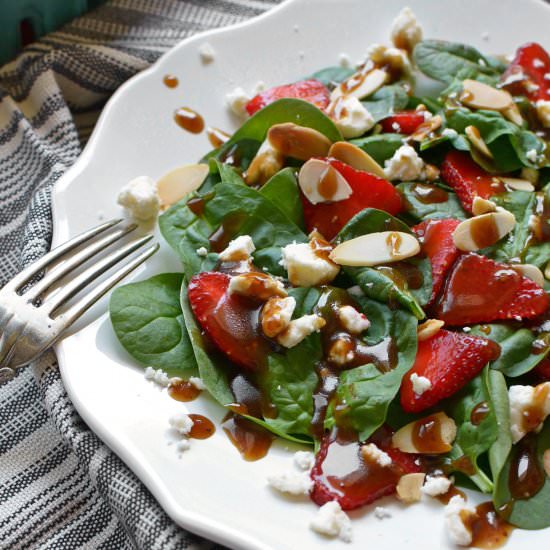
xmin=502 ymin=102 xmax=524 ymax=126
xmin=330 ymin=231 xmax=420 ymax=266
xmin=156 ymin=164 xmax=209 ymax=207
xmin=423 ymin=163 xmax=440 ymax=182
xmin=499 ymin=177 xmax=535 ymax=192
xmin=267 ymin=123 xmax=332 ymax=161
xmin=417 ymin=319 xmax=444 ymax=341
xmin=472 ymin=196 xmax=497 ymax=216
xmin=452 ymin=210 xmax=516 ymax=252
xmin=521 ymin=167 xmax=539 ymax=184
xmin=392 ymin=412 xmax=457 ymax=454
xmin=396 ymin=473 xmax=426 ymax=504
xmin=544 ymin=449 xmax=550 ymax=477
xmin=460 ymin=79 xmax=513 ymax=111
xmin=512 ymin=264 xmax=545 ymax=287
xmin=332 ymin=68 xmax=388 ymax=100
xmin=465 ymin=125 xmax=493 ymax=159
xmin=328 ymin=141 xmax=385 ymax=178
xmin=245 ymin=140 xmax=284 ymax=185
xmin=410 ymin=114 xmax=442 ymax=142
xmin=298 ymin=159 xmax=353 ymax=204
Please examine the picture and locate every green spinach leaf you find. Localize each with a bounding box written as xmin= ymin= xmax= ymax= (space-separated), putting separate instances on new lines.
xmin=349 ymin=133 xmax=405 ymax=165
xmin=307 ymin=66 xmax=355 ymax=87
xmin=361 ymin=84 xmax=409 ymax=123
xmin=259 ymin=167 xmax=304 ymax=228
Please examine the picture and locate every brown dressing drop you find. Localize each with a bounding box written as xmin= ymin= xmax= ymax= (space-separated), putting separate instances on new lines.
xmin=437 ymin=485 xmax=466 ymax=505
xmin=386 ymin=231 xmax=403 ymax=257
xmin=470 ymin=215 xmax=501 ymax=249
xmin=508 ymin=433 xmax=545 ymax=500
xmin=229 ymin=372 xmax=276 ymax=419
xmin=411 ymin=414 xmax=451 ymax=453
xmin=471 ymin=401 xmax=490 ymax=425
xmin=188 ymin=414 xmax=215 ymax=439
xmin=461 ymin=502 xmax=514 ymax=549
xmin=522 ymin=384 xmax=550 ymax=433
xmin=163 ymin=74 xmax=179 ymax=88
xmin=311 ymin=366 xmax=339 ymax=439
xmin=318 ymin=166 xmax=340 ymax=200
xmin=221 ymin=413 xmax=274 ymax=461
xmin=168 ymin=380 xmax=201 ymax=402
xmin=187 ymin=196 xmax=205 ymax=216
xmin=411 ymin=183 xmax=449 ymax=204
xmin=207 ymin=127 xmax=231 ymax=148
xmin=174 ymin=107 xmax=205 ymax=134
xmin=451 ymin=455 xmax=476 ymax=476
xmin=208 ymin=212 xmax=247 ymax=252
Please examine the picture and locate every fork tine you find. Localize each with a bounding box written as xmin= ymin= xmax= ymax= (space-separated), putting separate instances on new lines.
xmin=24 ymin=222 xmax=138 ymax=302
xmin=56 ymin=243 xmax=159 ymax=329
xmin=4 ymin=219 xmax=123 ymax=292
xmin=44 ymin=234 xmax=155 ymax=317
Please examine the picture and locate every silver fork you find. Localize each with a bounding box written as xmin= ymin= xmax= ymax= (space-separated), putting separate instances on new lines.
xmin=0 ymin=219 xmax=158 ymax=383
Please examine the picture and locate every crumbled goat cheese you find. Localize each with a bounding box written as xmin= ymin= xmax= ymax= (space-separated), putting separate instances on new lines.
xmin=332 ymin=96 xmax=375 ymax=138
xmin=189 ymin=376 xmax=206 ymax=390
xmin=481 ymin=31 xmax=490 ymax=41
xmin=261 ymin=296 xmax=296 ymax=337
xmin=374 ymin=507 xmax=392 ymax=520
xmin=442 ymin=128 xmax=458 ymax=139
xmin=310 ymin=501 xmax=353 ymax=543
xmin=338 ymin=305 xmax=370 ymax=334
xmin=444 ymin=495 xmax=475 ymax=546
xmin=384 ymin=144 xmax=425 ymax=181
xmin=536 ymin=100 xmax=550 ymax=128
xmin=229 ymin=273 xmax=285 ymax=297
xmin=169 ymin=412 xmax=194 ymax=436
xmin=277 ymin=314 xmax=326 ymax=348
xmin=392 ymin=122 xmax=401 ymax=132
xmin=117 ymin=176 xmax=160 ymax=221
xmin=339 ymin=53 xmax=352 ymax=68
xmin=225 ymin=87 xmax=251 ymax=117
xmin=267 ymin=470 xmax=313 ymax=495
xmin=347 ymin=285 xmax=364 ymax=298
xmin=280 ymin=241 xmax=339 ymax=287
xmin=253 ymin=81 xmax=266 ymax=93
xmin=422 ymin=475 xmax=452 ymax=496
xmin=198 ymin=42 xmax=216 ymax=63
xmin=361 ymin=443 xmax=393 ymax=467
xmin=176 ymin=439 xmax=191 ymax=453
xmin=545 ymin=72 xmax=550 ymax=81
xmin=196 ymin=246 xmax=208 ymax=257
xmin=144 ymin=366 xmax=171 ymax=387
xmin=533 ymin=58 xmax=545 ymax=68
xmin=218 ymin=235 xmax=255 ymax=261
xmin=509 ymin=383 xmax=550 ymax=443
xmin=526 ymin=148 xmax=540 ymax=163
xmin=294 ymin=451 xmax=315 ymax=471
xmin=390 ymin=7 xmax=423 ymax=51
xmin=410 ymin=373 xmax=432 ymax=397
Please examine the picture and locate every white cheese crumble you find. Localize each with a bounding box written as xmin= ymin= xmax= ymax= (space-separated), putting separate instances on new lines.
xmin=410 ymin=373 xmax=432 ymax=397
xmin=545 ymin=72 xmax=550 ymax=81
xmin=267 ymin=470 xmax=313 ymax=495
xmin=392 ymin=121 xmax=401 ymax=132
xmin=444 ymin=495 xmax=475 ymax=546
xmin=339 ymin=53 xmax=352 ymax=68
xmin=176 ymin=439 xmax=191 ymax=454
xmin=332 ymin=96 xmax=375 ymax=138
xmin=168 ymin=412 xmax=194 ymax=436
xmin=261 ymin=296 xmax=296 ymax=337
xmin=198 ymin=42 xmax=216 ymax=63
xmin=338 ymin=305 xmax=370 ymax=334
xmin=218 ymin=235 xmax=255 ymax=262
xmin=361 ymin=443 xmax=392 ymax=467
xmin=196 ymin=246 xmax=208 ymax=257
xmin=189 ymin=376 xmax=206 ymax=390
xmin=422 ymin=475 xmax=452 ymax=496
xmin=277 ymin=314 xmax=325 ymax=348
xmin=347 ymin=285 xmax=364 ymax=298
xmin=294 ymin=451 xmax=315 ymax=471
xmin=280 ymin=241 xmax=340 ymax=287
xmin=374 ymin=506 xmax=392 ymax=520
xmin=310 ymin=501 xmax=353 ymax=543
xmin=509 ymin=383 xmax=550 ymax=443
xmin=390 ymin=7 xmax=423 ymax=51
xmin=442 ymin=128 xmax=458 ymax=139
xmin=228 ymin=273 xmax=285 ymax=297
xmin=225 ymin=87 xmax=251 ymax=117
xmin=117 ymin=175 xmax=160 ymax=221
xmin=533 ymin=58 xmax=545 ymax=69
xmin=526 ymin=148 xmax=539 ymax=163
xmin=383 ymin=144 xmax=425 ymax=181
xmin=536 ymin=100 xmax=550 ymax=128
xmin=144 ymin=366 xmax=171 ymax=387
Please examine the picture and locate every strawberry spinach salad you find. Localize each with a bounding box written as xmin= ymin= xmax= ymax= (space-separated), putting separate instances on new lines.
xmin=110 ymin=8 xmax=550 ymax=546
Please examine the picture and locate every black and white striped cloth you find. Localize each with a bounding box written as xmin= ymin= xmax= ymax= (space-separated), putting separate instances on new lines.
xmin=0 ymin=1 xmax=278 ymax=548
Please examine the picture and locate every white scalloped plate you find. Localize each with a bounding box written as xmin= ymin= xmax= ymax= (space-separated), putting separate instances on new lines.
xmin=52 ymin=1 xmax=550 ymax=548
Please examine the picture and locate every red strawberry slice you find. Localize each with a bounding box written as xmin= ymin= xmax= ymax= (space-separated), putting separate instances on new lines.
xmin=440 ymin=150 xmax=504 ymax=213
xmin=500 ymin=42 xmax=550 ymax=102
xmin=534 ymin=356 xmax=550 ymax=380
xmin=310 ymin=427 xmax=421 ymax=510
xmin=380 ymin=111 xmax=426 ymax=134
xmin=433 ymin=253 xmax=550 ymax=325
xmin=400 ymin=329 xmax=501 ymax=413
xmin=301 ymin=158 xmax=402 ymax=239
xmin=187 ymin=272 xmax=270 ymax=370
xmin=413 ymin=219 xmax=462 ymax=304
xmin=245 ymin=80 xmax=330 ymax=116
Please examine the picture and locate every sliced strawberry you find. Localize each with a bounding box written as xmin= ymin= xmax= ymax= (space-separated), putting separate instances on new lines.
xmin=433 ymin=253 xmax=550 ymax=325
xmin=400 ymin=329 xmax=500 ymax=413
xmin=310 ymin=428 xmax=421 ymax=510
xmin=413 ymin=219 xmax=462 ymax=304
xmin=245 ymin=79 xmax=330 ymax=116
xmin=301 ymin=158 xmax=402 ymax=239
xmin=380 ymin=111 xmax=426 ymax=134
xmin=534 ymin=356 xmax=550 ymax=380
xmin=500 ymin=42 xmax=550 ymax=102
xmin=440 ymin=150 xmax=504 ymax=213
xmin=187 ymin=272 xmax=270 ymax=370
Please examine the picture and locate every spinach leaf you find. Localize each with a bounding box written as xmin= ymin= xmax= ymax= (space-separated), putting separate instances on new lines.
xmin=337 ymin=209 xmax=432 ymax=319
xmin=397 ymin=182 xmax=467 ymax=222
xmin=470 ymin=324 xmax=548 ymax=377
xmin=214 ymin=159 xmax=246 ymax=186
xmin=361 ymin=84 xmax=409 ymax=123
xmin=110 ymin=273 xmax=197 ymax=376
xmin=414 ymin=40 xmax=500 ymax=84
xmin=325 ymin=296 xmax=418 ymax=440
xmin=349 ymin=133 xmax=405 ymax=165
xmin=307 ymin=66 xmax=355 ymax=87
xmin=259 ymin=167 xmax=304 ymax=228
xmin=493 ymin=423 xmax=550 ymax=529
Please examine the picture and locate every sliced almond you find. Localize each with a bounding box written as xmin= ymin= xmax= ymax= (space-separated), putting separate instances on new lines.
xmin=328 ymin=141 xmax=385 ymax=178
xmin=460 ymin=79 xmax=513 ymax=111
xmin=245 ymin=140 xmax=284 ymax=185
xmin=392 ymin=412 xmax=457 ymax=454
xmin=417 ymin=319 xmax=444 ymax=341
xmin=502 ymin=102 xmax=524 ymax=126
xmin=465 ymin=125 xmax=493 ymax=159
xmin=329 ymin=231 xmax=420 ymax=266
xmin=452 ymin=209 xmax=516 ymax=252
xmin=512 ymin=264 xmax=545 ymax=287
xmin=521 ymin=167 xmax=539 ymax=185
xmin=267 ymin=123 xmax=332 ymax=161
xmin=156 ymin=163 xmax=209 ymax=207
xmin=471 ymin=196 xmax=497 ymax=216
xmin=298 ymin=159 xmax=353 ymax=204
xmin=499 ymin=177 xmax=535 ymax=192
xmin=410 ymin=114 xmax=442 ymax=142
xmin=423 ymin=163 xmax=440 ymax=182
xmin=544 ymin=449 xmax=550 ymax=477
xmin=396 ymin=473 xmax=426 ymax=504
xmin=332 ymin=68 xmax=388 ymax=100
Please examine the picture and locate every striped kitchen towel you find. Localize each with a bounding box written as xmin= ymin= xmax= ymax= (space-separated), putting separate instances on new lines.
xmin=0 ymin=1 xmax=278 ymax=548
